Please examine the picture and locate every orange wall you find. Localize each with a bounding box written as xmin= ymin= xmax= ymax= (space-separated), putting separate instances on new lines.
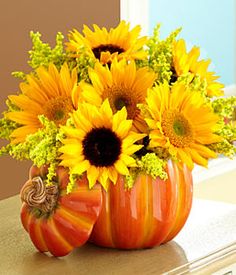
xmin=0 ymin=0 xmax=120 ymax=199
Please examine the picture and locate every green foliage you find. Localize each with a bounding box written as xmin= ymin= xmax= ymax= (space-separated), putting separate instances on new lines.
xmin=12 ymin=31 xmax=67 ymax=79
xmin=45 ymin=162 xmax=57 ymax=186
xmin=1 ymin=116 xmax=63 ymax=167
xmin=28 ymin=31 xmax=66 ymax=69
xmin=175 ymin=74 xmax=208 ymax=97
xmin=147 ymin=24 xmax=181 ymax=83
xmin=125 ymin=153 xmax=168 ymax=189
xmin=212 ymin=97 xmax=236 ymax=119
xmin=67 ymin=172 xmax=79 ymax=194
xmin=152 ymin=147 xmax=171 ymax=160
xmin=209 ymin=138 xmax=236 ymax=158
xmin=0 ymin=100 xmax=20 ymax=141
xmin=6 ymin=99 xmax=20 ymax=112
xmin=138 ymin=153 xmax=168 ymax=179
xmin=75 ymin=52 xmax=96 ymax=83
xmin=0 ymin=117 xmax=18 ymax=141
xmin=11 ymin=71 xmax=26 ymax=80
xmin=217 ymin=122 xmax=236 ymax=143
xmin=209 ymin=120 xmax=236 ymax=158
xmin=209 ymin=96 xmax=236 ymax=158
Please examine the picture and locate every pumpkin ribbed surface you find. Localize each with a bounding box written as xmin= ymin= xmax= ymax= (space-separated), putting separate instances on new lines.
xmin=90 ymin=161 xmax=193 ymax=249
xmin=21 ymin=166 xmax=102 ymax=257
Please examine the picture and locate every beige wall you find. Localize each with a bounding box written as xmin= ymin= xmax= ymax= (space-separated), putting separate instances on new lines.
xmin=0 ymin=0 xmax=120 ymax=199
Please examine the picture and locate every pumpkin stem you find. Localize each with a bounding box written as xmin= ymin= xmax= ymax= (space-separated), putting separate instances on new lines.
xmin=20 ymin=176 xmax=59 ymax=213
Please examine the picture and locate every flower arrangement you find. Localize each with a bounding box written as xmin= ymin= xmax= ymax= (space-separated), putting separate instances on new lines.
xmin=1 ymin=21 xmax=236 ymax=257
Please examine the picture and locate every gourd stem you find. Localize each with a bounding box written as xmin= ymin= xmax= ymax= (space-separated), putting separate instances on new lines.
xmin=20 ymin=176 xmax=58 ymax=213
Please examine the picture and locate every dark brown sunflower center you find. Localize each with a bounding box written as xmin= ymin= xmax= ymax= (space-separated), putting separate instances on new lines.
xmin=170 ymin=67 xmax=178 ymax=84
xmin=43 ymin=96 xmax=73 ymax=126
xmin=82 ymin=127 xmax=121 ymax=167
xmin=114 ymin=96 xmax=129 ymax=111
xmin=162 ymin=110 xmax=194 ymax=147
xmin=103 ymin=86 xmax=142 ymax=120
xmin=92 ymin=44 xmax=124 ymax=60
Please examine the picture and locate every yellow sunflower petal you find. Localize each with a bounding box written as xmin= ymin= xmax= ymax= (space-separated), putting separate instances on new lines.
xmin=71 ymin=160 xmax=90 ymax=175
xmin=60 ymin=157 xmax=84 ymax=167
xmin=112 ymin=107 xmax=128 ymax=132
xmin=145 ymin=118 xmax=157 ymax=130
xmin=177 ymin=148 xmax=194 ymax=170
xmin=122 ymin=144 xmax=143 ymax=155
xmin=195 ymin=133 xmax=222 ymax=144
xmin=89 ymin=69 xmax=107 ymax=92
xmin=186 ymin=147 xmax=208 ymax=167
xmin=59 ymin=63 xmax=76 ymax=96
xmin=123 ymin=60 xmax=136 ymax=88
xmin=72 ymin=110 xmax=93 ymax=133
xmin=100 ymin=99 xmax=113 ymax=124
xmin=58 ymin=143 xmax=83 ymax=155
xmin=114 ymin=159 xmax=129 ymax=175
xmin=22 ymin=77 xmax=48 ymax=103
xmin=149 ymin=135 xmax=167 ymax=148
xmin=122 ymin=132 xmax=146 ymax=148
xmin=60 ymin=126 xmax=85 ymax=140
xmin=8 ymin=95 xmax=43 ymax=114
xmin=108 ymin=167 xmax=118 ymax=184
xmin=100 ymin=52 xmax=112 ymax=64
xmin=98 ymin=168 xmax=109 ymax=190
xmin=71 ymin=85 xmax=81 ymax=109
xmin=94 ymin=62 xmax=113 ymax=87
xmin=116 ymin=120 xmax=133 ymax=139
xmin=120 ymin=154 xmax=137 ymax=167
xmin=36 ymin=66 xmax=60 ymax=97
xmin=172 ymin=39 xmax=224 ymax=97
xmin=6 ymin=111 xmax=39 ymax=125
xmin=190 ymin=143 xmax=217 ymax=158
xmin=10 ymin=126 xmax=39 ymax=140
xmin=87 ymin=165 xmax=100 ymax=189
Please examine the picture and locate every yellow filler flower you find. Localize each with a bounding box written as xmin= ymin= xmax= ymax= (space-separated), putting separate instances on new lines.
xmin=172 ymin=39 xmax=224 ymax=97
xmin=6 ymin=63 xmax=80 ymax=143
xmin=59 ymin=99 xmax=146 ymax=190
xmin=80 ymin=59 xmax=156 ymax=132
xmin=144 ymin=83 xmax=222 ymax=169
xmin=66 ymin=21 xmax=147 ymax=64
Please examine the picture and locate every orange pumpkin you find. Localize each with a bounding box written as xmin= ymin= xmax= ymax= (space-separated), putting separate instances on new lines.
xmin=89 ymin=160 xmax=193 ymax=249
xmin=20 ymin=165 xmax=102 ymax=257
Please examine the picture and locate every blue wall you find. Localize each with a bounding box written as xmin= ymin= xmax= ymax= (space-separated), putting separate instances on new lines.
xmin=149 ymin=0 xmax=235 ymax=86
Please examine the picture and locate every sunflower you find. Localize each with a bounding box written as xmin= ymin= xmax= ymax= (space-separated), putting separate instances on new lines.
xmin=66 ymin=21 xmax=147 ymax=64
xmin=144 ymin=82 xmax=222 ymax=169
xmin=6 ymin=63 xmax=80 ymax=143
xmin=172 ymin=39 xmax=224 ymax=97
xmin=80 ymin=59 xmax=156 ymax=132
xmin=59 ymin=99 xmax=145 ymax=190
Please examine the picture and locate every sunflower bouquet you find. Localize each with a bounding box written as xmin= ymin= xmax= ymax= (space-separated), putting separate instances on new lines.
xmin=1 ymin=21 xmax=236 ymax=257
